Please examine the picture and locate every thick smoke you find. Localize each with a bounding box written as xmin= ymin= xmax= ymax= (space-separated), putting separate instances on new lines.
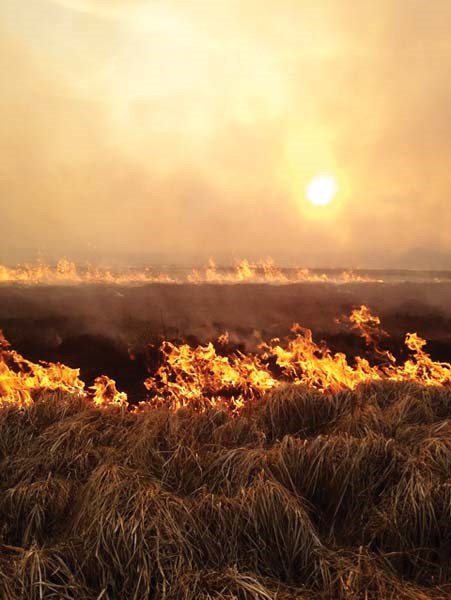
xmin=1 ymin=0 xmax=451 ymax=267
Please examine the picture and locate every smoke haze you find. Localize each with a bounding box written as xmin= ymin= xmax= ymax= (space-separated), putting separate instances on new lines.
xmin=1 ymin=0 xmax=451 ymax=267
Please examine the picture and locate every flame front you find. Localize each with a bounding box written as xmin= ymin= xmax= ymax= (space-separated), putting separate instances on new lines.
xmin=0 ymin=306 xmax=450 ymax=410
xmin=0 ymin=258 xmax=382 ymax=286
xmin=0 ymin=259 xmax=175 ymax=285
xmin=143 ymin=306 xmax=450 ymax=409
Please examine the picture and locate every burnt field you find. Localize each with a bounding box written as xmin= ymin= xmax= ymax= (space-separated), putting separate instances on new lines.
xmin=1 ymin=281 xmax=451 ymax=399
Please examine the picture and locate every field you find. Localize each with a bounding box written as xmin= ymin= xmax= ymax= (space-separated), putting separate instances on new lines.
xmin=1 ymin=280 xmax=451 ymax=599
xmin=1 ymin=383 xmax=451 ymax=599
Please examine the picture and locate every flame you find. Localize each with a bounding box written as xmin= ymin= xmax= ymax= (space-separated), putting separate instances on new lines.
xmin=235 ymin=259 xmax=256 ymax=281
xmin=217 ymin=332 xmax=230 ymax=346
xmin=88 ymin=375 xmax=128 ymax=406
xmin=393 ymin=333 xmax=451 ymax=386
xmin=0 ymin=331 xmax=127 ymax=407
xmin=0 ymin=334 xmax=84 ymax=406
xmin=347 ymin=304 xmax=396 ymax=364
xmin=0 ymin=258 xmax=175 ymax=285
xmin=143 ymin=306 xmax=451 ymax=409
xmin=0 ymin=306 xmax=449 ymax=411
xmin=144 ymin=339 xmax=276 ymax=410
xmin=261 ymin=324 xmax=380 ymax=391
xmin=187 ymin=259 xmax=381 ymax=285
xmin=0 ymin=258 xmax=382 ymax=285
xmin=295 ymin=268 xmax=329 ymax=283
xmin=349 ymin=304 xmax=386 ymax=345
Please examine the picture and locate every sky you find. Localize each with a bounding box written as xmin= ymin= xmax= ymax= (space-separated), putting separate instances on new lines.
xmin=1 ymin=0 xmax=451 ymax=268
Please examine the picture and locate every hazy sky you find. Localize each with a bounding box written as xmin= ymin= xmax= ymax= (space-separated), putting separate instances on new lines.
xmin=1 ymin=0 xmax=451 ymax=267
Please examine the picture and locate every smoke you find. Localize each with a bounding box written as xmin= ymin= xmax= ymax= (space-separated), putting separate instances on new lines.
xmin=1 ymin=0 xmax=451 ymax=267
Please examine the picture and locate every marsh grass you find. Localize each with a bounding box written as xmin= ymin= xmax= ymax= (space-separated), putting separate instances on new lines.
xmin=0 ymin=382 xmax=450 ymax=598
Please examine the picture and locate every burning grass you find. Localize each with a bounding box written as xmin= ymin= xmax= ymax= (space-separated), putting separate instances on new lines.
xmin=0 ymin=383 xmax=451 ymax=598
xmin=0 ymin=257 xmax=381 ymax=286
xmin=1 ymin=305 xmax=451 ymax=410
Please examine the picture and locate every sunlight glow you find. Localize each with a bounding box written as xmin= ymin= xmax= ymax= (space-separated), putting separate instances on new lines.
xmin=306 ymin=175 xmax=338 ymax=207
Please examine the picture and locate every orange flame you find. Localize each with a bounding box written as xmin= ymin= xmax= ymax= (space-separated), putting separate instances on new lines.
xmin=88 ymin=375 xmax=128 ymax=406
xmin=0 ymin=258 xmax=382 ymax=286
xmin=144 ymin=339 xmax=276 ymax=411
xmin=0 ymin=334 xmax=84 ymax=406
xmin=0 ymin=258 xmax=175 ymax=285
xmin=0 ymin=306 xmax=449 ymax=410
xmin=144 ymin=306 xmax=450 ymax=408
xmin=348 ymin=305 xmax=396 ymax=364
xmin=394 ymin=333 xmax=451 ymax=386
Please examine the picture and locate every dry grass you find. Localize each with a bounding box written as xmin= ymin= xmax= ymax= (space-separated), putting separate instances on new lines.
xmin=1 ymin=382 xmax=451 ymax=598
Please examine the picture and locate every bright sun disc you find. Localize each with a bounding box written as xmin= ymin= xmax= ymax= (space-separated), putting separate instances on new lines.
xmin=306 ymin=175 xmax=337 ymax=207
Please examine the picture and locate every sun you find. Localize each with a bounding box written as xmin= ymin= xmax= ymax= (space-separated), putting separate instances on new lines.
xmin=306 ymin=175 xmax=338 ymax=207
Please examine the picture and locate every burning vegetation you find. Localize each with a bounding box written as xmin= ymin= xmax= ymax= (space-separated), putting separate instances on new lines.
xmin=0 ymin=258 xmax=382 ymax=285
xmin=1 ymin=306 xmax=450 ymax=410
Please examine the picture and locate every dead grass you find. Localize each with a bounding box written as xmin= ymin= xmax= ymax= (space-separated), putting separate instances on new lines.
xmin=1 ymin=381 xmax=451 ymax=598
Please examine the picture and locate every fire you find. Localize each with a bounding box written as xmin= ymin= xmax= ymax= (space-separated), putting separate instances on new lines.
xmin=0 ymin=306 xmax=450 ymax=410
xmin=88 ymin=375 xmax=128 ymax=406
xmin=0 ymin=258 xmax=175 ymax=285
xmin=144 ymin=340 xmax=276 ymax=410
xmin=0 ymin=332 xmax=84 ymax=406
xmin=347 ymin=305 xmax=396 ymax=364
xmin=262 ymin=324 xmax=380 ymax=391
xmin=0 ymin=258 xmax=381 ymax=285
xmin=395 ymin=333 xmax=451 ymax=386
xmin=187 ymin=259 xmax=382 ymax=285
xmin=144 ymin=306 xmax=450 ymax=409
xmin=349 ymin=304 xmax=386 ymax=345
